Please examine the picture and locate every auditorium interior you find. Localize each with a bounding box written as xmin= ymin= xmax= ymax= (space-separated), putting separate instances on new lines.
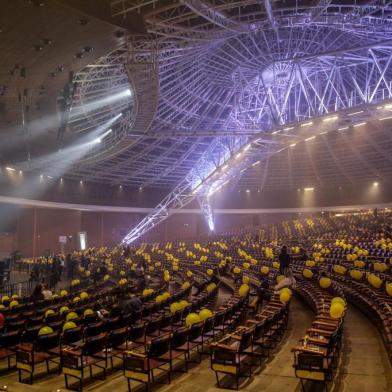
xmin=0 ymin=1 xmax=392 ymax=391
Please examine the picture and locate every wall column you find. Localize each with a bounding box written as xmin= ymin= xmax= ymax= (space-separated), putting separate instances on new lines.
xmin=100 ymin=212 xmax=104 ymax=247
xmin=32 ymin=208 xmax=37 ymax=259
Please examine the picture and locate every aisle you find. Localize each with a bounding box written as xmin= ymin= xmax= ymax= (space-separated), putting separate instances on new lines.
xmin=241 ymin=295 xmax=314 ymax=392
xmin=332 ymin=305 xmax=392 ymax=392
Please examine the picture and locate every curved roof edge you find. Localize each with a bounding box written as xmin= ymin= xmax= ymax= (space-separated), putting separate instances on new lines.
xmin=0 ymin=195 xmax=391 ymax=215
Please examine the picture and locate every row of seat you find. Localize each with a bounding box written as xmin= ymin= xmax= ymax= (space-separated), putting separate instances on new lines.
xmin=292 ymin=277 xmax=346 ymax=391
xmin=210 ymin=295 xmax=290 ymax=389
xmin=331 ymin=272 xmax=392 ymax=362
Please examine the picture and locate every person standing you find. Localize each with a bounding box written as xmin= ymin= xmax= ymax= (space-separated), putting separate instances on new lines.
xmin=279 ymin=245 xmax=291 ymax=275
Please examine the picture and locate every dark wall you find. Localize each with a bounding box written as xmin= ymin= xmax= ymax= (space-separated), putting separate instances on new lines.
xmin=9 ymin=208 xmax=285 ymax=257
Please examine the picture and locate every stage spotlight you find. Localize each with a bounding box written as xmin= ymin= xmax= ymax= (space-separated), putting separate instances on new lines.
xmin=373 ymin=182 xmax=379 ymax=187
xmin=125 ymin=89 xmax=132 ymax=96
xmin=5 ymin=166 xmax=15 ymax=172
xmin=304 ymin=187 xmax=314 ymax=191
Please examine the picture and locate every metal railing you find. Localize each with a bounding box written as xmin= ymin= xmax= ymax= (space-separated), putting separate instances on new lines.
xmin=0 ymin=280 xmax=33 ymax=298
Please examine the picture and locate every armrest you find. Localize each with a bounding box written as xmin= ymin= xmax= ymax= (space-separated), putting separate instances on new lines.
xmin=299 ymin=337 xmax=329 ymax=346
xmin=315 ymin=316 xmax=338 ymax=323
xmin=306 ymin=328 xmax=334 ymax=335
xmin=62 ymin=347 xmax=82 ymax=356
xmin=124 ymin=350 xmax=147 ymax=358
xmin=211 ymin=343 xmax=238 ymax=351
xmin=313 ymin=321 xmax=337 ymax=328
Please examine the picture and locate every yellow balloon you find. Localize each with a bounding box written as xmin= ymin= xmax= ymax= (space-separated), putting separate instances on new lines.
xmin=80 ymin=292 xmax=88 ymax=300
xmin=199 ymin=309 xmax=213 ymax=321
xmin=45 ymin=309 xmax=55 ymax=318
xmin=38 ymin=326 xmax=54 ymax=336
xmin=239 ymin=284 xmax=249 ymax=297
xmin=207 ymin=269 xmax=213 ymax=276
xmin=374 ymin=262 xmax=388 ymax=272
xmin=330 ymin=302 xmax=344 ymax=319
xmin=368 ymin=274 xmax=382 ymax=289
xmin=170 ymin=302 xmax=181 ymax=314
xmin=333 ymin=265 xmax=347 ymax=275
xmin=281 ymin=287 xmax=292 ymax=297
xmin=331 ymin=297 xmax=346 ymax=307
xmin=66 ymin=312 xmax=78 ymax=321
xmin=185 ymin=313 xmax=200 ymax=327
xmin=350 ymin=269 xmax=363 ymax=280
xmin=303 ymin=269 xmax=313 ymax=279
xmin=280 ymin=291 xmax=290 ymax=304
xmin=386 ymin=282 xmax=392 ymax=297
xmin=319 ymin=277 xmax=332 ymax=289
xmin=354 ymin=260 xmax=365 ymax=268
xmin=60 ymin=306 xmax=69 ymax=315
xmin=242 ymin=276 xmax=250 ymax=285
xmin=260 ymin=266 xmax=269 ymax=275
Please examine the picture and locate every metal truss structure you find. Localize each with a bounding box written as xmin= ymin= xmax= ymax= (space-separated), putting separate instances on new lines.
xmin=39 ymin=1 xmax=392 ymax=242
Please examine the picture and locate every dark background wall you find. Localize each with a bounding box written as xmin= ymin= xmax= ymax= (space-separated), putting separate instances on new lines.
xmin=0 ymin=207 xmax=373 ymax=258
xmin=0 ymin=169 xmax=390 ymax=257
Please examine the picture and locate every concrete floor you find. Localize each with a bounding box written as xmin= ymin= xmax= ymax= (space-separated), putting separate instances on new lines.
xmin=1 ymin=292 xmax=391 ymax=392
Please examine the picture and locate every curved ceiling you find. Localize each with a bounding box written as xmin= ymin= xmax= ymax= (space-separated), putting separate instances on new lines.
xmin=1 ymin=0 xmax=392 ymax=192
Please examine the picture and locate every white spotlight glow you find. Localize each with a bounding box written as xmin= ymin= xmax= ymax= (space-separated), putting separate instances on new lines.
xmin=373 ymin=182 xmax=379 ymax=187
xmin=125 ymin=89 xmax=132 ymax=96
xmin=5 ymin=166 xmax=15 ymax=172
xmin=322 ymin=116 xmax=338 ymax=122
xmin=301 ymin=121 xmax=313 ymax=127
xmin=304 ymin=187 xmax=314 ymax=191
xmin=353 ymin=122 xmax=366 ymax=127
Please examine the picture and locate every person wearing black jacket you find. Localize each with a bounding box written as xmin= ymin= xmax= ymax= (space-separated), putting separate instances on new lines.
xmin=279 ymin=245 xmax=291 ymax=275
